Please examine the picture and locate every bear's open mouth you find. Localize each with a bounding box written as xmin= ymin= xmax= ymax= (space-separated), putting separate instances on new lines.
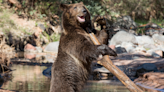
xmin=77 ymin=15 xmax=86 ymax=23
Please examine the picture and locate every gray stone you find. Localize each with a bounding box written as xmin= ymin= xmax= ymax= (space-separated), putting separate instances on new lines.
xmin=124 ymin=67 xmax=136 ymax=77
xmin=146 ymin=48 xmax=163 ymax=58
xmin=120 ymin=42 xmax=136 ymax=53
xmin=135 ymin=35 xmax=154 ymax=46
xmin=115 ymin=46 xmax=127 ymax=54
xmin=136 ymin=63 xmax=158 ymax=75
xmin=113 ymin=16 xmax=137 ymax=30
xmin=42 ymin=66 xmax=51 ymax=78
xmin=35 ymin=47 xmax=42 ymax=53
xmin=152 ymin=52 xmax=161 ymax=58
xmin=152 ymin=34 xmax=164 ymax=46
xmin=44 ymin=41 xmax=59 ymax=53
xmin=109 ymin=31 xmax=137 ymax=45
xmin=145 ymin=29 xmax=159 ymax=36
xmin=94 ymin=67 xmax=110 ymax=73
xmin=135 ymin=46 xmax=146 ymax=52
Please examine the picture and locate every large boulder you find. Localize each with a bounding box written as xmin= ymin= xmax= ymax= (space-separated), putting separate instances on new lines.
xmin=152 ymin=34 xmax=164 ymax=46
xmin=109 ymin=31 xmax=137 ymax=46
xmin=135 ymin=35 xmax=155 ymax=46
xmin=120 ymin=42 xmax=136 ymax=53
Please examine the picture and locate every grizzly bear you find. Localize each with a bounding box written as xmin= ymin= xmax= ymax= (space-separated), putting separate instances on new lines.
xmin=49 ymin=2 xmax=117 ymax=92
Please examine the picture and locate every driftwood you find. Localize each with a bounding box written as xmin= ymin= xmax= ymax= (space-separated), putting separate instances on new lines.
xmin=86 ymin=28 xmax=143 ymax=92
xmin=134 ymin=72 xmax=164 ymax=90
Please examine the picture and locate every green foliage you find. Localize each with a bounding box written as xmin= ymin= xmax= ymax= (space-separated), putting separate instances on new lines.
xmin=60 ymin=0 xmax=110 ymax=17
xmin=51 ymin=34 xmax=61 ymax=42
xmin=1 ymin=0 xmax=164 ymax=21
xmin=150 ymin=19 xmax=164 ymax=28
xmin=42 ymin=31 xmax=60 ymax=42
xmin=0 ymin=10 xmax=15 ymax=28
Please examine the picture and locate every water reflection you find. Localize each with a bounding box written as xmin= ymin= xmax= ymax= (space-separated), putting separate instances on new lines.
xmin=1 ymin=64 xmax=50 ymax=92
xmin=0 ymin=64 xmax=131 ymax=92
xmin=0 ymin=52 xmax=157 ymax=92
xmin=83 ymin=81 xmax=129 ymax=92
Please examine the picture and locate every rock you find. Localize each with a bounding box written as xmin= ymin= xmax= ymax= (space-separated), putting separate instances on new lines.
xmin=120 ymin=42 xmax=136 ymax=53
xmin=146 ymin=49 xmax=163 ymax=58
xmin=92 ymin=64 xmax=112 ymax=80
xmin=143 ymin=44 xmax=156 ymax=50
xmin=145 ymin=23 xmax=161 ymax=29
xmin=24 ymin=52 xmax=36 ymax=59
xmin=35 ymin=47 xmax=42 ymax=53
xmin=24 ymin=43 xmax=37 ymax=53
xmin=42 ymin=66 xmax=51 ymax=78
xmin=109 ymin=31 xmax=137 ymax=45
xmin=113 ymin=16 xmax=137 ymax=30
xmin=101 ymin=73 xmax=108 ymax=77
xmin=124 ymin=66 xmax=137 ymax=77
xmin=24 ymin=43 xmax=43 ymax=53
xmin=44 ymin=54 xmax=56 ymax=63
xmin=136 ymin=63 xmax=158 ymax=76
xmin=160 ymin=28 xmax=164 ymax=34
xmin=93 ymin=66 xmax=110 ymax=73
xmin=152 ymin=34 xmax=164 ymax=46
xmin=152 ymin=52 xmax=161 ymax=58
xmin=144 ymin=23 xmax=161 ymax=36
xmin=101 ymin=76 xmax=108 ymax=80
xmin=135 ymin=35 xmax=154 ymax=46
xmin=115 ymin=46 xmax=127 ymax=54
xmin=43 ymin=41 xmax=59 ymax=53
xmin=135 ymin=46 xmax=146 ymax=52
xmin=145 ymin=29 xmax=159 ymax=36
xmin=154 ymin=50 xmax=164 ymax=58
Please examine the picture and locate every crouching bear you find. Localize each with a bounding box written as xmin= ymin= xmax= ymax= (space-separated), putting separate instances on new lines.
xmin=49 ymin=2 xmax=117 ymax=92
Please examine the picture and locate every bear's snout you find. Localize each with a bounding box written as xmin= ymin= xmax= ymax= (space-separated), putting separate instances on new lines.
xmin=82 ymin=8 xmax=87 ymax=13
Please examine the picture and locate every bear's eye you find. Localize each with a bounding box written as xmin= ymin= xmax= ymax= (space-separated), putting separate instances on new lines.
xmin=74 ymin=6 xmax=77 ymax=9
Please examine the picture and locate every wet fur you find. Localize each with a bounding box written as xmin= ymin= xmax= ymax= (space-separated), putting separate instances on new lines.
xmin=49 ymin=2 xmax=117 ymax=92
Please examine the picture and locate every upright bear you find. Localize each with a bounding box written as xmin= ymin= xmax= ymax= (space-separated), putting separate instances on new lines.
xmin=49 ymin=2 xmax=117 ymax=92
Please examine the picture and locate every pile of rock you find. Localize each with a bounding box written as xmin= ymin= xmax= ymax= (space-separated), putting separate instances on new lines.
xmin=92 ymin=16 xmax=164 ymax=82
xmin=109 ymin=24 xmax=164 ymax=58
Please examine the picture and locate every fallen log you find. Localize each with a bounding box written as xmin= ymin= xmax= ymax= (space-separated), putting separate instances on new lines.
xmin=86 ymin=28 xmax=143 ymax=92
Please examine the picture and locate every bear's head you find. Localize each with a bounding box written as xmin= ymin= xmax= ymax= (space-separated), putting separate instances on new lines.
xmin=60 ymin=2 xmax=91 ymax=29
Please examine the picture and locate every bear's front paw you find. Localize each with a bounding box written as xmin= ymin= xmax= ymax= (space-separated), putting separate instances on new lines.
xmin=97 ymin=44 xmax=117 ymax=57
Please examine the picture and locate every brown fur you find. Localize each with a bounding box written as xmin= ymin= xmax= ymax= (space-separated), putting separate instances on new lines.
xmin=49 ymin=2 xmax=117 ymax=92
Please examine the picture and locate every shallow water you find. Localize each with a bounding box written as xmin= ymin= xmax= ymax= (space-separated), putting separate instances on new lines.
xmin=0 ymin=52 xmax=160 ymax=92
xmin=1 ymin=64 xmax=50 ymax=92
xmin=0 ymin=64 xmax=130 ymax=92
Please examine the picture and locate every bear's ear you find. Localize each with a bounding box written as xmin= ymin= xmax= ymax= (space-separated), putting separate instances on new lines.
xmin=60 ymin=4 xmax=68 ymax=11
